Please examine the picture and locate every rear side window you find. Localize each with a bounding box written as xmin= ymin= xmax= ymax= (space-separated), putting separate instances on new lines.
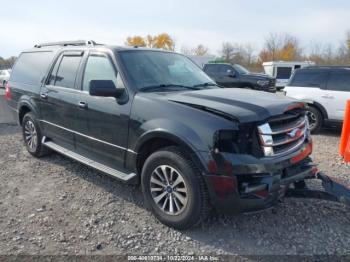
xmin=289 ymin=70 xmax=326 ymax=88
xmin=327 ymin=71 xmax=350 ymax=92
xmin=204 ymin=64 xmax=219 ymax=74
xmin=10 ymin=51 xmax=54 ymax=85
xmin=51 ymin=54 xmax=82 ymax=89
xmin=276 ymin=67 xmax=292 ymax=79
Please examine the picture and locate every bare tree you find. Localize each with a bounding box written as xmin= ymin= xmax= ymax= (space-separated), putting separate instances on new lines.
xmin=264 ymin=33 xmax=281 ymax=60
xmin=181 ymin=44 xmax=209 ymax=56
xmin=192 ymin=44 xmax=209 ymax=56
xmin=220 ymin=42 xmax=235 ymax=61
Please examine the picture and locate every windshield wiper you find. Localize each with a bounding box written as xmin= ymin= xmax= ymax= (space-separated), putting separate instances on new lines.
xmin=192 ymin=82 xmax=217 ymax=88
xmin=139 ymin=84 xmax=200 ymax=92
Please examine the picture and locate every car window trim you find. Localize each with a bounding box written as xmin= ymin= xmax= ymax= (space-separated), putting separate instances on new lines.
xmin=325 ymin=71 xmax=350 ymax=92
xmin=46 ymin=50 xmax=84 ymax=90
xmin=80 ymin=51 xmax=119 ymax=92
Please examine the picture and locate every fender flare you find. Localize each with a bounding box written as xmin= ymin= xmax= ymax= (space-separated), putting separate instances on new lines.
xmin=17 ymin=96 xmax=40 ymax=124
xmin=133 ymin=130 xmax=208 ymax=172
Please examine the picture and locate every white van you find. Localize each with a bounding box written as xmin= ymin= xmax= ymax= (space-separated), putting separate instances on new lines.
xmin=263 ymin=61 xmax=315 ymax=90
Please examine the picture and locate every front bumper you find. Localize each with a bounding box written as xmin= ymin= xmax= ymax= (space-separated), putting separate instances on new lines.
xmin=199 ymin=141 xmax=314 ymax=213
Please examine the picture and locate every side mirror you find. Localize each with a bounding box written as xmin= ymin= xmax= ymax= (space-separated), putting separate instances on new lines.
xmin=226 ymin=69 xmax=235 ymax=77
xmin=89 ymin=80 xmax=124 ymax=98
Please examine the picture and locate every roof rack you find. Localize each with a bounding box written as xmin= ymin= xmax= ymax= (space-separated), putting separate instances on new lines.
xmin=34 ymin=40 xmax=98 ymax=48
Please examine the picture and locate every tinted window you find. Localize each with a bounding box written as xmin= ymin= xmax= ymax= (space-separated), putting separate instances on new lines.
xmin=276 ymin=67 xmax=292 ymax=79
xmin=10 ymin=51 xmax=54 ymax=85
xmin=119 ymin=51 xmax=214 ymax=90
xmin=218 ymin=65 xmax=233 ymax=76
xmin=233 ymin=64 xmax=250 ymax=74
xmin=289 ymin=70 xmax=326 ymax=87
xmin=54 ymin=55 xmax=82 ymax=89
xmin=327 ymin=71 xmax=350 ymax=92
xmin=204 ymin=64 xmax=219 ymax=74
xmin=83 ymin=55 xmax=118 ymax=91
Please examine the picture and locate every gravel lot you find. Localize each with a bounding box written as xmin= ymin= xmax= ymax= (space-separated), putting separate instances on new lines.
xmin=0 ymin=123 xmax=349 ymax=257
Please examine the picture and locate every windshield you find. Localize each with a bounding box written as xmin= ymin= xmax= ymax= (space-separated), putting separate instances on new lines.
xmin=233 ymin=64 xmax=250 ymax=74
xmin=118 ymin=50 xmax=217 ymax=91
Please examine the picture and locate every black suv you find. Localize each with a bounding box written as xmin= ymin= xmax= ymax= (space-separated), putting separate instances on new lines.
xmin=203 ymin=63 xmax=276 ymax=92
xmin=6 ymin=40 xmax=314 ymax=229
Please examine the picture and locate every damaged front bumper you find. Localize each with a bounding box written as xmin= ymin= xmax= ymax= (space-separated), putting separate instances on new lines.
xmin=200 ymin=141 xmax=350 ymax=213
xmin=285 ymin=171 xmax=350 ymax=206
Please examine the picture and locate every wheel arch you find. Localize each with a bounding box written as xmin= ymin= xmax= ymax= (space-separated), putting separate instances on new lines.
xmin=306 ymin=101 xmax=328 ymax=120
xmin=18 ymin=99 xmax=39 ymax=126
xmin=134 ymin=131 xmax=206 ymax=177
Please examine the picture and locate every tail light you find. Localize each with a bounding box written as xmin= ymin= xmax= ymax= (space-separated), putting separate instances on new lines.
xmin=5 ymin=82 xmax=11 ymax=100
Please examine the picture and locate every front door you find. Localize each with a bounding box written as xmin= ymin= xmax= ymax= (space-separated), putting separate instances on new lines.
xmin=75 ymin=52 xmax=131 ymax=170
xmin=216 ymin=65 xmax=239 ymax=87
xmin=39 ymin=51 xmax=84 ymax=150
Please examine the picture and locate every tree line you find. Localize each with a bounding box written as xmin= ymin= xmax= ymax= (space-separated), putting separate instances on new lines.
xmin=125 ymin=31 xmax=350 ymax=71
xmin=0 ymin=56 xmax=16 ymax=70
xmin=2 ymin=31 xmax=350 ymax=71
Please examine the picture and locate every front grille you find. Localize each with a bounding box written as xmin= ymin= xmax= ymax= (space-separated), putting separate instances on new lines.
xmin=257 ymin=111 xmax=308 ymax=157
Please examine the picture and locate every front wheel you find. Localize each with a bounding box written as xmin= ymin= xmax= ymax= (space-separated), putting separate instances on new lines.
xmin=141 ymin=146 xmax=210 ymax=229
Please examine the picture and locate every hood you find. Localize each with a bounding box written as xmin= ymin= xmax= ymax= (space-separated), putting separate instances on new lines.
xmin=155 ymin=88 xmax=301 ymax=123
xmin=242 ymin=72 xmax=274 ymax=80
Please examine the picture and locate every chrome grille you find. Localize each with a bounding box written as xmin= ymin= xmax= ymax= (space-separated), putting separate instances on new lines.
xmin=257 ymin=113 xmax=308 ymax=157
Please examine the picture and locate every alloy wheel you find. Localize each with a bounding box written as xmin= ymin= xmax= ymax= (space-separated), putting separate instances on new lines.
xmin=24 ymin=120 xmax=38 ymax=151
xmin=150 ymin=165 xmax=188 ymax=215
xmin=306 ymin=111 xmax=317 ymax=130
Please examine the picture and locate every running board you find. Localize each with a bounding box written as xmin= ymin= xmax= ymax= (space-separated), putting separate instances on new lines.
xmin=42 ymin=138 xmax=137 ymax=183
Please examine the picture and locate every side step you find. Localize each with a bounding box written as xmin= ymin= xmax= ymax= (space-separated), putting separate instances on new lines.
xmin=42 ymin=138 xmax=137 ymax=183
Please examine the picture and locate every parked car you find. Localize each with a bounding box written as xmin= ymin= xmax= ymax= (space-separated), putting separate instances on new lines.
xmin=284 ymin=66 xmax=350 ymax=132
xmin=263 ymin=61 xmax=315 ymax=90
xmin=203 ymin=63 xmax=276 ymax=92
xmin=6 ymin=40 xmax=314 ymax=229
xmin=0 ymin=69 xmax=11 ymax=88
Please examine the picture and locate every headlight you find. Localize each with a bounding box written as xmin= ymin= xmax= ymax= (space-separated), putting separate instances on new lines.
xmin=257 ymin=80 xmax=270 ymax=86
xmin=213 ymin=130 xmax=239 ymax=154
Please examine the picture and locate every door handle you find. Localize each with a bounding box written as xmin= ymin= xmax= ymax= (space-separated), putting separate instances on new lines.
xmin=321 ymin=94 xmax=334 ymax=99
xmin=40 ymin=92 xmax=48 ymax=99
xmin=78 ymin=101 xmax=88 ymax=109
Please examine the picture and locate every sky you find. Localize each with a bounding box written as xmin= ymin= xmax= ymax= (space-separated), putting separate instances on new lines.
xmin=0 ymin=0 xmax=349 ymax=58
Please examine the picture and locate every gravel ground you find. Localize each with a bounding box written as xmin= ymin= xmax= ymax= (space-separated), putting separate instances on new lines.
xmin=0 ymin=124 xmax=349 ymax=257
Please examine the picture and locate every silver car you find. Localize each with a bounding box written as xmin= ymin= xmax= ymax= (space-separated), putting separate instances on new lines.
xmin=0 ymin=69 xmax=11 ymax=88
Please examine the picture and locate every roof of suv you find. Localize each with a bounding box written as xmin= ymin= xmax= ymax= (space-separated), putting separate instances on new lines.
xmin=299 ymin=66 xmax=350 ymax=72
xmin=23 ymin=40 xmax=177 ymax=54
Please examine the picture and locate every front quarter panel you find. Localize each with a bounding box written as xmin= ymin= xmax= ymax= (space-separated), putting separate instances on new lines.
xmin=128 ymin=93 xmax=237 ymax=154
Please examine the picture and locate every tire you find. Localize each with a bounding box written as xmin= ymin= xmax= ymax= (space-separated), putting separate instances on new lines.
xmin=141 ymin=146 xmax=210 ymax=229
xmin=306 ymin=106 xmax=323 ymax=133
xmin=22 ymin=112 xmax=50 ymax=157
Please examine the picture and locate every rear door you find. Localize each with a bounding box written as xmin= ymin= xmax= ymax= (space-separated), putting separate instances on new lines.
xmin=203 ymin=64 xmax=219 ymax=82
xmin=324 ymin=70 xmax=350 ymax=120
xmin=39 ymin=50 xmax=84 ymax=150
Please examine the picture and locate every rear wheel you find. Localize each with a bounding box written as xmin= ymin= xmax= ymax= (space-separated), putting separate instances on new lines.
xmin=22 ymin=112 xmax=50 ymax=157
xmin=306 ymin=106 xmax=323 ymax=133
xmin=141 ymin=146 xmax=210 ymax=229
